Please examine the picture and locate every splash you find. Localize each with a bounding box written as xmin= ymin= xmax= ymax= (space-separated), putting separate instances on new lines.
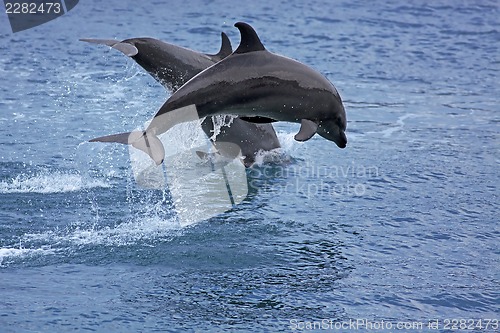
xmin=252 ymin=148 xmax=292 ymax=166
xmin=208 ymin=115 xmax=236 ymax=141
xmin=0 ymin=212 xmax=183 ymax=266
xmin=0 ymin=170 xmax=110 ymax=194
xmin=0 ymin=247 xmax=56 ymax=266
xmin=23 ymin=215 xmax=182 ymax=248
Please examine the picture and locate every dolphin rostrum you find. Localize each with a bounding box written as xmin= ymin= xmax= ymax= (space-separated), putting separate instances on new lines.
xmin=81 ymin=32 xmax=281 ymax=166
xmin=90 ymin=22 xmax=347 ymax=165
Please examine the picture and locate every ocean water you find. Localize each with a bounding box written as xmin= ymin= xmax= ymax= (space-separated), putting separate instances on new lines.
xmin=0 ymin=0 xmax=498 ymax=332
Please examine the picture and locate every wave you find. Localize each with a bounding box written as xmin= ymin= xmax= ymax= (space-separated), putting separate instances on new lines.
xmin=0 ymin=247 xmax=56 ymax=266
xmin=25 ymin=214 xmax=182 ymax=248
xmin=0 ymin=170 xmax=110 ymax=194
xmin=0 ymin=214 xmax=183 ymax=266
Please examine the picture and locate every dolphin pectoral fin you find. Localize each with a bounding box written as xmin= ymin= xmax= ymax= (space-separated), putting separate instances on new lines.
xmin=294 ymin=119 xmax=318 ymax=142
xmin=79 ymin=38 xmax=139 ymax=57
xmin=130 ymin=132 xmax=165 ymax=165
xmin=239 ymin=116 xmax=276 ymax=123
xmin=90 ymin=131 xmax=165 ymax=165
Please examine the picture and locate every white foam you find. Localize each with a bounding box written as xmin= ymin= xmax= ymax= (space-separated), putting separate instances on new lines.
xmin=0 ymin=247 xmax=56 ymax=266
xmin=0 ymin=170 xmax=110 ymax=194
xmin=1 ymin=211 xmax=183 ymax=265
xmin=73 ymin=216 xmax=182 ymax=246
xmin=21 ymin=213 xmax=182 ymax=249
xmin=277 ymin=130 xmax=300 ymax=151
xmin=253 ymin=147 xmax=292 ymax=166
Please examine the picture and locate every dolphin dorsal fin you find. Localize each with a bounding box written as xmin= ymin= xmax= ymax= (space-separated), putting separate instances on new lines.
xmin=234 ymin=22 xmax=266 ymax=54
xmin=207 ymin=32 xmax=232 ymax=61
xmin=218 ymin=32 xmax=233 ymax=58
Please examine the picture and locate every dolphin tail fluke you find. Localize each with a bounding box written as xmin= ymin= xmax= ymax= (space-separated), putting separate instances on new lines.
xmin=89 ymin=132 xmax=132 ymax=144
xmin=90 ymin=131 xmax=165 ymax=165
xmin=79 ymin=38 xmax=139 ymax=57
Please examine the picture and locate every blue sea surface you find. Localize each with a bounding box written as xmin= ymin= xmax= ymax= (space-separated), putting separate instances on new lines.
xmin=0 ymin=0 xmax=498 ymax=332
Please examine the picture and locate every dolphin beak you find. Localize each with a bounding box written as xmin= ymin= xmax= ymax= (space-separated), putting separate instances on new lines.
xmin=335 ymin=130 xmax=347 ymax=148
xmin=317 ymin=124 xmax=348 ymax=148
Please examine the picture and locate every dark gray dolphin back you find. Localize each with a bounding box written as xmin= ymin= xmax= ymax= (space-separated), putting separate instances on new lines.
xmin=124 ymin=37 xmax=215 ymax=91
xmin=125 ymin=32 xmax=234 ymax=91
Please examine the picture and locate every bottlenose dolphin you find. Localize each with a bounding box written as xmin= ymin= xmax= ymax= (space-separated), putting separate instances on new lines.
xmin=82 ymin=32 xmax=280 ymax=166
xmin=91 ymin=22 xmax=347 ymax=165
xmin=80 ymin=33 xmax=232 ymax=91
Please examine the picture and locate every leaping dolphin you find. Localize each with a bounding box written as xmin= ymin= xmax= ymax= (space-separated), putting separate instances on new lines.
xmin=81 ymin=32 xmax=281 ymax=166
xmin=90 ymin=22 xmax=347 ymax=165
xmin=80 ymin=33 xmax=232 ymax=91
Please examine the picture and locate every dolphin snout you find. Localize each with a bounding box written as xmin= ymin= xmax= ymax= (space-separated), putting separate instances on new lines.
xmin=336 ymin=131 xmax=347 ymax=148
xmin=317 ymin=122 xmax=348 ymax=149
